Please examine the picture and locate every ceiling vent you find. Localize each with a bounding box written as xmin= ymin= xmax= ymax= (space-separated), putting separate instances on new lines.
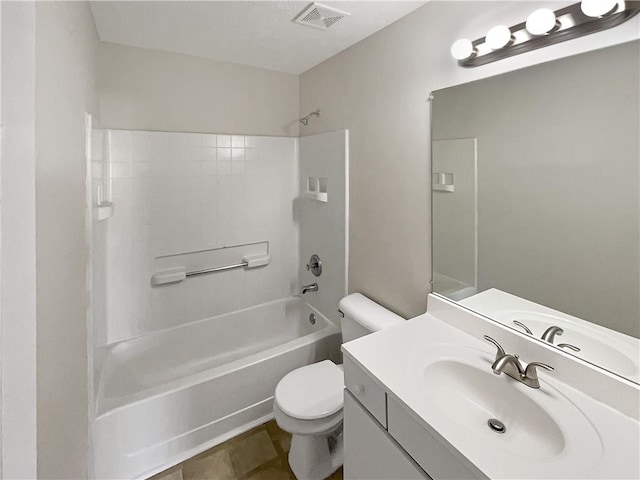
xmin=293 ymin=2 xmax=350 ymax=30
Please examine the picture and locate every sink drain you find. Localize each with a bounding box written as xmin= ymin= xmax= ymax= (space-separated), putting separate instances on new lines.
xmin=309 ymin=313 xmax=316 ymax=325
xmin=487 ymin=418 xmax=506 ymax=434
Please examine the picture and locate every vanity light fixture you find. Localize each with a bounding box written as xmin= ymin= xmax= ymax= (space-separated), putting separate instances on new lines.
xmin=450 ymin=38 xmax=476 ymax=60
xmin=485 ymin=25 xmax=513 ymax=49
xmin=581 ymin=0 xmax=620 ymax=17
xmin=451 ymin=1 xmax=639 ymax=67
xmin=526 ymin=8 xmax=559 ymax=35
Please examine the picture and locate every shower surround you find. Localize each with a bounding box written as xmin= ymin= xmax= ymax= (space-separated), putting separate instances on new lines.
xmin=89 ymin=128 xmax=348 ymax=479
xmin=100 ymin=130 xmax=300 ymax=344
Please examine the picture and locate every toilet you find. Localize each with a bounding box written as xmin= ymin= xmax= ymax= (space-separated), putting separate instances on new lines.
xmin=273 ymin=293 xmax=405 ymax=480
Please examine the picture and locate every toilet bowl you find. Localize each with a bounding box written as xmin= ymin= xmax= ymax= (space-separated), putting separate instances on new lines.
xmin=274 ymin=360 xmax=344 ymax=480
xmin=274 ymin=293 xmax=404 ymax=480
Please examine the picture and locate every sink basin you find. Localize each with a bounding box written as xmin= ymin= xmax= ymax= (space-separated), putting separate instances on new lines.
xmin=423 ymin=359 xmax=565 ymax=459
xmin=410 ymin=345 xmax=603 ymax=474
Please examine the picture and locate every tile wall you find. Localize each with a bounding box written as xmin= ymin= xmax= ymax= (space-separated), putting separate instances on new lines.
xmin=101 ymin=130 xmax=299 ymax=345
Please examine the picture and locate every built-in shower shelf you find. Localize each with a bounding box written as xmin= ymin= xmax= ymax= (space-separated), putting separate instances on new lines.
xmin=97 ymin=202 xmax=114 ymax=221
xmin=432 ymin=172 xmax=455 ymax=193
xmin=304 ymin=176 xmax=328 ymax=202
xmin=304 ymin=191 xmax=328 ymax=202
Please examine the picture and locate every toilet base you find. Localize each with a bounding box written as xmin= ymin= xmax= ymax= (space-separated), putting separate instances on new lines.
xmin=288 ymin=428 xmax=343 ymax=480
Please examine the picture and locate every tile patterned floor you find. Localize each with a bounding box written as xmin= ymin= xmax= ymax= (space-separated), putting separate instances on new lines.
xmin=150 ymin=420 xmax=343 ymax=480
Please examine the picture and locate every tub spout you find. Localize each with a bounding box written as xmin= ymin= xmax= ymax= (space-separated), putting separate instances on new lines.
xmin=301 ymin=282 xmax=318 ymax=294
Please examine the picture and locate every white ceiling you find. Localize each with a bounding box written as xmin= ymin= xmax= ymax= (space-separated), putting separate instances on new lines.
xmin=89 ymin=1 xmax=427 ymax=74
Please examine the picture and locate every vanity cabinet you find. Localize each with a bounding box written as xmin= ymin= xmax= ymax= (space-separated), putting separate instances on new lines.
xmin=386 ymin=397 xmax=483 ymax=480
xmin=343 ymin=357 xmax=483 ymax=480
xmin=344 ymin=391 xmax=428 ymax=480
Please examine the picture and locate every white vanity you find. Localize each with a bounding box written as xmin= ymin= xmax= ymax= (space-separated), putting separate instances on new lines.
xmin=341 ymin=295 xmax=640 ymax=480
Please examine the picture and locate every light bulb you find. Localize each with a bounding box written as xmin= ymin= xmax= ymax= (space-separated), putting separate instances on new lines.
xmin=581 ymin=0 xmax=618 ymax=17
xmin=450 ymin=39 xmax=475 ymax=60
xmin=485 ymin=25 xmax=512 ymax=50
xmin=526 ymin=8 xmax=558 ymax=35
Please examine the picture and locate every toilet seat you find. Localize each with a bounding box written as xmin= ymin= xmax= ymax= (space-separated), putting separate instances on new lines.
xmin=273 ymin=402 xmax=343 ymax=436
xmin=275 ymin=360 xmax=344 ymax=420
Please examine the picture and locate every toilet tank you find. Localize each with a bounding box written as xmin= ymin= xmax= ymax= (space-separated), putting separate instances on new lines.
xmin=338 ymin=293 xmax=405 ymax=343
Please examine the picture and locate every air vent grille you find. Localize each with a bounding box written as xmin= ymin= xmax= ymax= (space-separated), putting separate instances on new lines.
xmin=293 ymin=2 xmax=350 ymax=30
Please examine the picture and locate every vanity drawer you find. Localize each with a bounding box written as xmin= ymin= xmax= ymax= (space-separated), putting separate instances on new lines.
xmin=387 ymin=397 xmax=485 ymax=480
xmin=344 ymin=357 xmax=387 ymax=427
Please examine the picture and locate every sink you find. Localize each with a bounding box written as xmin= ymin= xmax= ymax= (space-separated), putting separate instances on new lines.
xmin=423 ymin=359 xmax=565 ymax=459
xmin=343 ymin=305 xmax=639 ymax=479
xmin=410 ymin=345 xmax=604 ymax=475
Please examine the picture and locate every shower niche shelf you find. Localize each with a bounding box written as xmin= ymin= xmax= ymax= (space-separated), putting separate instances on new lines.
xmin=97 ymin=202 xmax=114 ymax=221
xmin=304 ymin=176 xmax=328 ymax=203
xmin=432 ymin=172 xmax=455 ymax=193
xmin=95 ymin=185 xmax=114 ymax=221
xmin=304 ymin=191 xmax=328 ymax=202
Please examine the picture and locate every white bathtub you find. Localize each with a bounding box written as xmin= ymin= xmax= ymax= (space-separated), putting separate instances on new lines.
xmin=92 ymin=297 xmax=341 ymax=479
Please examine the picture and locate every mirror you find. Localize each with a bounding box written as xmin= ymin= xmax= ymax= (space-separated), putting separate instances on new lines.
xmin=431 ymin=40 xmax=640 ymax=383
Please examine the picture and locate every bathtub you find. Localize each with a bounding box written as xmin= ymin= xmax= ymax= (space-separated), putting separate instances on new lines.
xmin=92 ymin=297 xmax=341 ymax=480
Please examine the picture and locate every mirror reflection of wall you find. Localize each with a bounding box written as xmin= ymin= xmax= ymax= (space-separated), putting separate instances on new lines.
xmin=432 ymin=139 xmax=478 ymax=301
xmin=432 ymin=40 xmax=639 ymax=381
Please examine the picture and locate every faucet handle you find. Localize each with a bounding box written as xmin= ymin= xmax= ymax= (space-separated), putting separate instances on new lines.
xmin=558 ymin=343 xmax=581 ymax=352
xmin=483 ymin=335 xmax=505 ymax=358
xmin=512 ymin=320 xmax=533 ymax=335
xmin=524 ymin=361 xmax=554 ymax=378
xmin=521 ymin=361 xmax=554 ymax=388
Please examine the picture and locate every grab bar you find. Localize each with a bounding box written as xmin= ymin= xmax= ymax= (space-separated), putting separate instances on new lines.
xmin=151 ymin=253 xmax=271 ymax=286
xmin=186 ymin=261 xmax=248 ymax=278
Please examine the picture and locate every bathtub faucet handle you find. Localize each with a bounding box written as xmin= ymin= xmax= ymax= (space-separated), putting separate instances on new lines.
xmin=305 ymin=254 xmax=322 ymax=277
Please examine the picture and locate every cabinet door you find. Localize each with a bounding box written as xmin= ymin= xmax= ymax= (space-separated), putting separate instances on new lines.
xmin=344 ymin=392 xmax=429 ymax=480
xmin=387 ymin=397 xmax=485 ymax=480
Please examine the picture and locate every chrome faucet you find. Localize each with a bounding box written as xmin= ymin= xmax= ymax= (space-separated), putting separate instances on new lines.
xmin=483 ymin=335 xmax=554 ymax=389
xmin=301 ymin=282 xmax=318 ymax=294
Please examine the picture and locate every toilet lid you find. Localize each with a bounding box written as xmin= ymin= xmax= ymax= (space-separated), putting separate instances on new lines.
xmin=275 ymin=360 xmax=344 ymax=420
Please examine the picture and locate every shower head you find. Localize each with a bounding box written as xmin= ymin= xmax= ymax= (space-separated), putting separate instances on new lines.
xmin=300 ymin=109 xmax=321 ymax=126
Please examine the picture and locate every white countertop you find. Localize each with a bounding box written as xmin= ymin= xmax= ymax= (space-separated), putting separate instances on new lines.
xmin=342 ymin=312 xmax=640 ymax=479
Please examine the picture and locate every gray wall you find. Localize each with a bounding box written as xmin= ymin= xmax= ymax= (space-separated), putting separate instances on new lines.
xmin=432 ymin=139 xmax=477 ymax=290
xmin=1 ymin=2 xmax=38 ymax=477
xmin=299 ymin=1 xmax=639 ymax=319
xmin=98 ymin=42 xmax=300 ymax=137
xmin=433 ymin=41 xmax=640 ymax=337
xmin=35 ymin=2 xmax=99 ymax=477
